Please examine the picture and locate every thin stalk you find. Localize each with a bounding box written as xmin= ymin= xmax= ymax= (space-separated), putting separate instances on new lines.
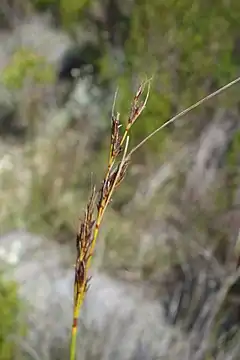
xmin=129 ymin=75 xmax=240 ymax=156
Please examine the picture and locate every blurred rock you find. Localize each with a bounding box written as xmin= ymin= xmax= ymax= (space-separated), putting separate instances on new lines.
xmin=0 ymin=230 xmax=73 ymax=360
xmin=11 ymin=14 xmax=72 ymax=66
xmin=0 ymin=14 xmax=72 ymax=78
xmin=185 ymin=108 xmax=240 ymax=207
xmin=0 ymin=230 xmax=184 ymax=360
xmin=0 ymin=14 xmax=73 ymax=139
xmin=0 ymin=13 xmax=108 ymax=140
xmin=0 ymin=86 xmax=23 ymax=138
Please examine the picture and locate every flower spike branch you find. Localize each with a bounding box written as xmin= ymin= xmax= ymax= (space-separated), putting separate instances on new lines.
xmin=70 ymin=79 xmax=151 ymax=360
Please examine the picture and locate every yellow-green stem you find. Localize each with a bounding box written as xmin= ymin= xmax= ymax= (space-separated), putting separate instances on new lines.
xmin=70 ymin=279 xmax=85 ymax=359
xmin=70 ymin=329 xmax=77 ymax=360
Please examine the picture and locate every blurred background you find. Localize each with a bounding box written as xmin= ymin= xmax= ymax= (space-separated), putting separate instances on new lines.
xmin=0 ymin=1 xmax=240 ymax=359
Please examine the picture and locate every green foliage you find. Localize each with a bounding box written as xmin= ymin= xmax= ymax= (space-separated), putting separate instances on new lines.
xmin=1 ymin=48 xmax=54 ymax=90
xmin=59 ymin=0 xmax=91 ymax=27
xmin=29 ymin=0 xmax=240 ymax=154
xmin=32 ymin=0 xmax=58 ymax=8
xmin=126 ymin=0 xmax=239 ymax=84
xmin=227 ymin=129 xmax=240 ymax=169
xmin=0 ymin=272 xmax=25 ymax=360
xmin=115 ymin=0 xmax=240 ymax=153
xmin=31 ymin=0 xmax=91 ymax=29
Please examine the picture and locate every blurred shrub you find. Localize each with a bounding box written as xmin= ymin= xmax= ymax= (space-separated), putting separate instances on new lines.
xmin=115 ymin=0 xmax=240 ymax=152
xmin=1 ymin=48 xmax=54 ymax=90
xmin=0 ymin=272 xmax=25 ymax=360
xmin=31 ymin=0 xmax=91 ymax=28
xmin=77 ymin=0 xmax=239 ymax=157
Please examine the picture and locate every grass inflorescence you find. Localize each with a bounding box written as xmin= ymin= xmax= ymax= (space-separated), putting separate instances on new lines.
xmin=70 ymin=79 xmax=151 ymax=360
xmin=70 ymin=75 xmax=240 ymax=360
